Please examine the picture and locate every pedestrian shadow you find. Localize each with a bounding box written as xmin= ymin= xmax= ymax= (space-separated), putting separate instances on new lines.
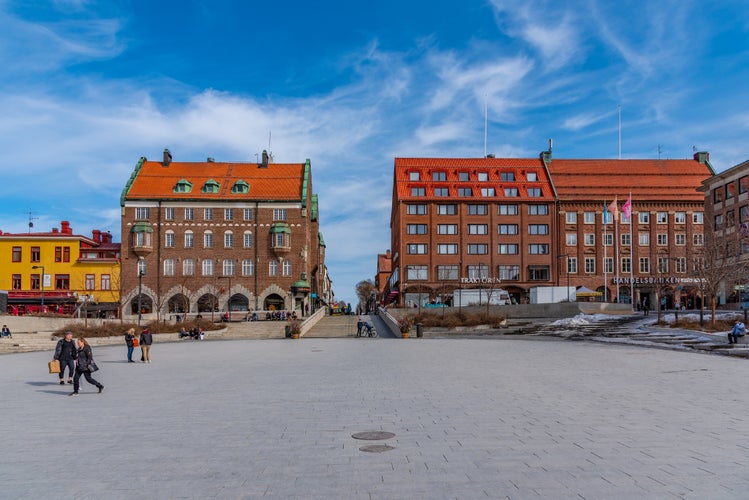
xmin=26 ymin=381 xmax=62 ymax=386
xmin=36 ymin=389 xmax=73 ymax=395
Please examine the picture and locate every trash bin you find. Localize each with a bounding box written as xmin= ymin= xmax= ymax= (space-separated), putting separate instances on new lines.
xmin=416 ymin=323 xmax=423 ymax=338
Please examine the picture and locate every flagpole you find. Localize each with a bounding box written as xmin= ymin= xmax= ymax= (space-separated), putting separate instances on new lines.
xmin=628 ymin=192 xmax=634 ymax=305
xmin=615 ymin=218 xmax=620 ymax=302
xmin=603 ymin=202 xmax=608 ymax=302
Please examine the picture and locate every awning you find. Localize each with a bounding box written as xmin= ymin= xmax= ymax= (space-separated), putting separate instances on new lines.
xmin=576 ymin=286 xmax=602 ymax=297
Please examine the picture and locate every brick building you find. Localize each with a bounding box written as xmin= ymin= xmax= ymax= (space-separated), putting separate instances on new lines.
xmin=385 ymin=150 xmax=714 ymax=308
xmin=119 ymin=150 xmax=327 ymax=321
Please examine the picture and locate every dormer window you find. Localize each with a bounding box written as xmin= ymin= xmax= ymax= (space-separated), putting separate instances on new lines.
xmin=231 ymin=180 xmax=249 ymax=194
xmin=409 ymin=171 xmax=420 ymax=181
xmin=201 ymin=179 xmax=220 ymax=193
xmin=174 ymin=179 xmax=193 ymax=193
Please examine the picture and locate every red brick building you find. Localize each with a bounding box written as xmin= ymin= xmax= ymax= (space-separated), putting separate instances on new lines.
xmin=386 ymin=150 xmax=714 ymax=308
xmin=119 ymin=150 xmax=328 ymax=321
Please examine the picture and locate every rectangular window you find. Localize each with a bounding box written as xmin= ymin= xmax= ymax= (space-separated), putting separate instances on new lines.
xmin=529 ymin=224 xmax=549 ymax=235
xmin=185 ymin=232 xmax=194 ymax=248
xmin=163 ymin=259 xmax=175 ymax=276
xmin=407 ymin=243 xmax=428 ymax=254
xmin=438 ymin=204 xmax=457 ymax=215
xmin=437 ymin=265 xmax=459 ymax=280
xmin=727 ymin=182 xmax=737 ymax=199
xmin=499 ymin=224 xmax=518 ymax=235
xmin=244 ymin=232 xmax=253 ymax=248
xmin=407 ymin=224 xmax=428 ymax=235
xmin=409 ymin=172 xmax=420 ymax=181
xmin=621 ymin=257 xmax=631 ymax=273
xmin=224 ymin=208 xmax=233 ymax=221
xmin=584 ymin=234 xmax=595 ymax=246
xmin=406 ymin=265 xmax=428 ymax=280
xmin=676 ymin=233 xmax=686 ymax=245
xmin=135 ymin=207 xmax=150 ymax=220
xmin=273 ymin=208 xmax=287 ymax=220
xmin=12 ymin=246 xmax=21 ymax=262
xmin=184 ymin=208 xmax=194 ymax=220
xmin=621 ymin=233 xmax=631 ymax=246
xmin=268 ymin=260 xmax=278 ymax=277
xmin=526 ymin=172 xmax=538 ymax=182
xmin=714 ymin=214 xmax=723 ymax=230
xmin=529 ymin=244 xmax=549 ymax=254
xmin=467 ymin=244 xmax=488 ymax=254
xmin=63 ymin=247 xmax=69 ymax=262
xmin=12 ymin=274 xmax=21 ymax=290
xmin=498 ymin=204 xmax=518 ymax=215
xmin=585 ymin=258 xmax=596 ymax=274
xmin=639 ymin=258 xmax=650 ymax=274
xmin=504 ymin=187 xmax=519 ymax=197
xmin=55 ymin=274 xmax=70 ymax=290
xmin=224 ymin=232 xmax=234 ymax=248
xmin=165 ymin=207 xmax=175 ymax=220
xmin=568 ymin=257 xmax=578 ymax=274
xmin=566 ymin=233 xmax=577 ymax=246
xmin=242 ymin=259 xmax=254 ymax=276
xmin=204 ymin=208 xmax=213 ymax=221
xmin=434 ymin=188 xmax=449 ymax=197
xmin=85 ymin=274 xmax=95 ymax=290
xmin=693 ymin=212 xmax=703 ymax=224
xmin=657 ymin=234 xmax=667 ymax=246
xmin=527 ymin=188 xmax=542 ymax=197
xmin=165 ymin=232 xmax=175 ymax=248
xmin=728 ymin=208 xmax=736 ymax=226
xmin=477 ymin=172 xmax=489 ymax=182
xmin=693 ymin=234 xmax=704 ymax=246
xmin=481 ymin=187 xmax=496 ymax=197
xmin=639 ymin=233 xmax=650 ymax=246
xmin=31 ymin=274 xmax=40 ymax=290
xmin=639 ymin=212 xmax=650 ymax=224
xmin=274 ymin=233 xmax=286 ymax=248
xmin=458 ymin=187 xmax=473 ymax=197
xmin=101 ymin=274 xmax=111 ymax=290
xmin=604 ymin=257 xmax=614 ymax=274
xmin=657 ymin=257 xmax=669 ymax=273
xmin=498 ymin=244 xmax=519 ymax=254
xmin=674 ymin=212 xmax=686 ymax=224
xmin=55 ymin=246 xmax=62 ymax=262
xmin=226 ymin=260 xmax=238 ymax=277
xmin=468 ymin=224 xmax=488 ymax=235
xmin=528 ymin=204 xmax=548 ymax=215
xmin=714 ymin=187 xmax=724 ymax=203
xmin=566 ymin=212 xmax=577 ymax=224
xmin=603 ymin=234 xmax=613 ymax=246
xmin=583 ymin=212 xmax=595 ymax=224
xmin=31 ymin=247 xmax=40 ymax=262
xmin=437 ymin=244 xmax=458 ymax=254
xmin=244 ymin=208 xmax=253 ymax=221
xmin=675 ymin=257 xmax=687 ymax=273
xmin=528 ymin=266 xmax=549 ymax=281
xmin=741 ymin=177 xmax=749 ymax=194
xmin=183 ymin=259 xmax=195 ymax=276
xmin=204 ymin=232 xmax=213 ymax=248
xmin=411 ymin=187 xmax=426 ymax=197
xmin=432 ymin=171 xmax=446 ymax=181
xmin=468 ymin=204 xmax=487 ymax=215
xmin=498 ymin=265 xmax=520 ymax=281
xmin=407 ymin=204 xmax=427 ymax=215
xmin=467 ymin=264 xmax=489 ymax=279
xmin=656 ymin=212 xmax=667 ymax=224
xmin=437 ymin=224 xmax=458 ymax=235
xmin=459 ymin=172 xmax=469 ymax=181
xmin=500 ymin=172 xmax=515 ymax=181
xmin=202 ymin=260 xmax=214 ymax=276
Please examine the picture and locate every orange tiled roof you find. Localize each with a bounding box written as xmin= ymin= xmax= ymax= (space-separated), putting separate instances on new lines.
xmin=393 ymin=157 xmax=554 ymax=201
xmin=547 ymin=159 xmax=712 ymax=201
xmin=124 ymin=160 xmax=305 ymax=201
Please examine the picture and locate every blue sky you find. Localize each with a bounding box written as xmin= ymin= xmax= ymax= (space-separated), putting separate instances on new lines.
xmin=1 ymin=0 xmax=749 ymax=304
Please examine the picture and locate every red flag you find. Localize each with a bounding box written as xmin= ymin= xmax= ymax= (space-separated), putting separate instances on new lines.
xmin=622 ymin=194 xmax=632 ymax=219
xmin=607 ymin=196 xmax=619 ymax=219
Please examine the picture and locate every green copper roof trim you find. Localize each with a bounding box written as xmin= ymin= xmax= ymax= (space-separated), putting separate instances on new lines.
xmin=174 ymin=179 xmax=193 ymax=193
xmin=318 ymin=231 xmax=326 ymax=247
xmin=291 ymin=278 xmax=311 ymax=288
xmin=130 ymin=222 xmax=154 ymax=233
xmin=202 ymin=179 xmax=220 ymax=193
xmin=269 ymin=222 xmax=291 ymax=234
xmin=120 ymin=157 xmax=146 ymax=206
xmin=301 ymin=159 xmax=310 ymax=208
xmin=231 ymin=179 xmax=250 ymax=193
xmin=311 ymin=193 xmax=318 ymax=221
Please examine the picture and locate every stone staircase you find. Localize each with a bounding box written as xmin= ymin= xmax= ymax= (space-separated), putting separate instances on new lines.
xmin=304 ymin=315 xmax=358 ymax=338
xmin=0 ymin=333 xmax=59 ymax=354
xmin=216 ymin=320 xmax=287 ymax=339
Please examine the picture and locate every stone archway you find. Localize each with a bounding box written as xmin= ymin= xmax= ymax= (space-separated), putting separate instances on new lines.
xmin=264 ymin=293 xmax=285 ymax=311
xmin=229 ymin=293 xmax=249 ymax=311
xmin=168 ymin=293 xmax=190 ymax=313
xmin=130 ymin=294 xmax=152 ymax=315
xmin=197 ymin=293 xmax=219 ymax=313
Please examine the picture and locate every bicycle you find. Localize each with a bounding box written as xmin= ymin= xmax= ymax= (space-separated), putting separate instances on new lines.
xmin=358 ymin=323 xmax=378 ymax=338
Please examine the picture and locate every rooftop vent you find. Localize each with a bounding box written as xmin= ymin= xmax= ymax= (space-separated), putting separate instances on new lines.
xmin=162 ymin=148 xmax=172 ymax=166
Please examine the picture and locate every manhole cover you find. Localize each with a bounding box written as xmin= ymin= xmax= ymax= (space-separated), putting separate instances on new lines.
xmin=351 ymin=431 xmax=396 ymax=441
xmin=359 ymin=444 xmax=395 ymax=453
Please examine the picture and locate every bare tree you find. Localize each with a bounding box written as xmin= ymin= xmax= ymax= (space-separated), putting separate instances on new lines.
xmin=355 ymin=279 xmax=377 ymax=312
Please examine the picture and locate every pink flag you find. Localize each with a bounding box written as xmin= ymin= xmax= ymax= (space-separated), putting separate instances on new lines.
xmin=622 ymin=194 xmax=632 ymax=219
xmin=607 ymin=196 xmax=619 ymax=219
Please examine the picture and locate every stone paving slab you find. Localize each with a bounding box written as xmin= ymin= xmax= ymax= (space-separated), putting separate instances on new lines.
xmin=2 ymin=337 xmax=749 ymax=498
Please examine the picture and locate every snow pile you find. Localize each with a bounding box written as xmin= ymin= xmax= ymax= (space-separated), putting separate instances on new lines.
xmin=551 ymin=313 xmax=610 ymax=327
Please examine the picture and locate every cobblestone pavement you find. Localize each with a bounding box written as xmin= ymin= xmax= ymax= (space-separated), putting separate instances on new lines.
xmin=2 ymin=336 xmax=749 ymax=499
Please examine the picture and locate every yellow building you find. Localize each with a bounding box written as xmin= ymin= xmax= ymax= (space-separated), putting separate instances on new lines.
xmin=0 ymin=221 xmax=120 ymax=317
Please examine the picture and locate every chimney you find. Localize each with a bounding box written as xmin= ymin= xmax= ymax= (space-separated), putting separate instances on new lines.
xmin=260 ymin=150 xmax=269 ymax=168
xmin=52 ymin=228 xmax=59 ymax=233
xmin=61 ymin=221 xmax=71 ymax=234
xmin=92 ymin=229 xmax=101 ymax=243
xmin=386 ymin=249 xmax=391 ymax=258
xmin=207 ymin=157 xmax=215 ymax=162
xmin=162 ymin=148 xmax=172 ymax=166
xmin=694 ymin=151 xmax=709 ymax=164
xmin=103 ymin=231 xmax=112 ymax=244
xmin=540 ymin=138 xmax=553 ymax=165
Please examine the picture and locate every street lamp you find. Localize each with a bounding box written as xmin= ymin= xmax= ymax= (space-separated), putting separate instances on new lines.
xmin=31 ymin=265 xmax=45 ymax=311
xmin=557 ymin=255 xmax=570 ymax=301
xmin=137 ymin=258 xmax=145 ymax=326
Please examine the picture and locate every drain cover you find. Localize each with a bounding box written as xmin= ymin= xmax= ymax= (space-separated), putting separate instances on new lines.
xmin=351 ymin=431 xmax=396 ymax=441
xmin=359 ymin=444 xmax=395 ymax=453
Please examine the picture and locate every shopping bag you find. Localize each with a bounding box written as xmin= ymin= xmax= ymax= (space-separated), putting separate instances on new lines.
xmin=48 ymin=360 xmax=60 ymax=374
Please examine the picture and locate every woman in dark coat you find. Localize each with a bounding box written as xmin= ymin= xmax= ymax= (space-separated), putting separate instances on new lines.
xmin=70 ymin=338 xmax=104 ymax=396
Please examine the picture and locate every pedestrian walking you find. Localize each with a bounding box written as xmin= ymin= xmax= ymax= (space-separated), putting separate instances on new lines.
xmin=140 ymin=327 xmax=153 ymax=363
xmin=53 ymin=331 xmax=77 ymax=385
xmin=124 ymin=328 xmax=136 ymax=362
xmin=70 ymin=338 xmax=103 ymax=396
xmin=642 ymin=297 xmax=649 ymax=316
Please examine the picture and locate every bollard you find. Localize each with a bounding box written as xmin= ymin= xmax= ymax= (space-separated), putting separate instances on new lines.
xmin=416 ymin=323 xmax=423 ymax=338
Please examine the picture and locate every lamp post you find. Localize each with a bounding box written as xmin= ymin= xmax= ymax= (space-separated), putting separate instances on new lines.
xmin=557 ymin=255 xmax=570 ymax=301
xmin=31 ymin=265 xmax=45 ymax=311
xmin=137 ymin=257 xmax=145 ymax=326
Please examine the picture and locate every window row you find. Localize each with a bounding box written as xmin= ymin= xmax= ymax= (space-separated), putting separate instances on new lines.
xmin=406 ymin=264 xmax=548 ymax=281
xmin=562 ymin=256 xmax=691 ymax=275
xmin=410 ymin=186 xmax=543 ymax=198
xmin=565 ymin=233 xmax=704 ymax=246
xmin=172 ymin=178 xmax=250 ymax=195
xmin=11 ymin=246 xmax=72 ymax=263
xmin=713 ymin=176 xmax=749 ymax=204
xmin=10 ymin=273 xmax=110 ymax=291
xmin=566 ymin=211 xmax=702 ymax=225
xmin=407 ymin=224 xmax=549 ymax=235
xmin=714 ymin=205 xmax=749 ymax=230
xmin=135 ymin=207 xmax=289 ymax=222
xmin=409 ymin=170 xmax=539 ymax=182
xmin=406 ymin=204 xmax=549 ymax=215
xmin=406 ymin=243 xmax=550 ymax=255
xmin=159 ymin=259 xmax=293 ymax=277
xmin=135 ymin=230 xmax=290 ymax=250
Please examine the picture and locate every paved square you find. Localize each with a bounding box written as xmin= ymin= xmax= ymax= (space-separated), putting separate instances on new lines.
xmin=2 ymin=337 xmax=748 ymax=499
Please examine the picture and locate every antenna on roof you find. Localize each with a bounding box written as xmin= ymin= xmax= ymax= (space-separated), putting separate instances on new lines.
xmin=657 ymin=144 xmax=663 ymax=159
xmin=27 ymin=210 xmax=38 ymax=233
xmin=268 ymin=131 xmax=274 ymax=163
xmin=483 ymin=95 xmax=488 ymax=158
xmin=617 ymin=105 xmax=622 ymax=160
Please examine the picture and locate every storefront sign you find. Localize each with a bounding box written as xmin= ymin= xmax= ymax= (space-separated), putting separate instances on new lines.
xmin=612 ymin=277 xmax=706 ymax=285
xmin=460 ymin=277 xmax=502 ymax=284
